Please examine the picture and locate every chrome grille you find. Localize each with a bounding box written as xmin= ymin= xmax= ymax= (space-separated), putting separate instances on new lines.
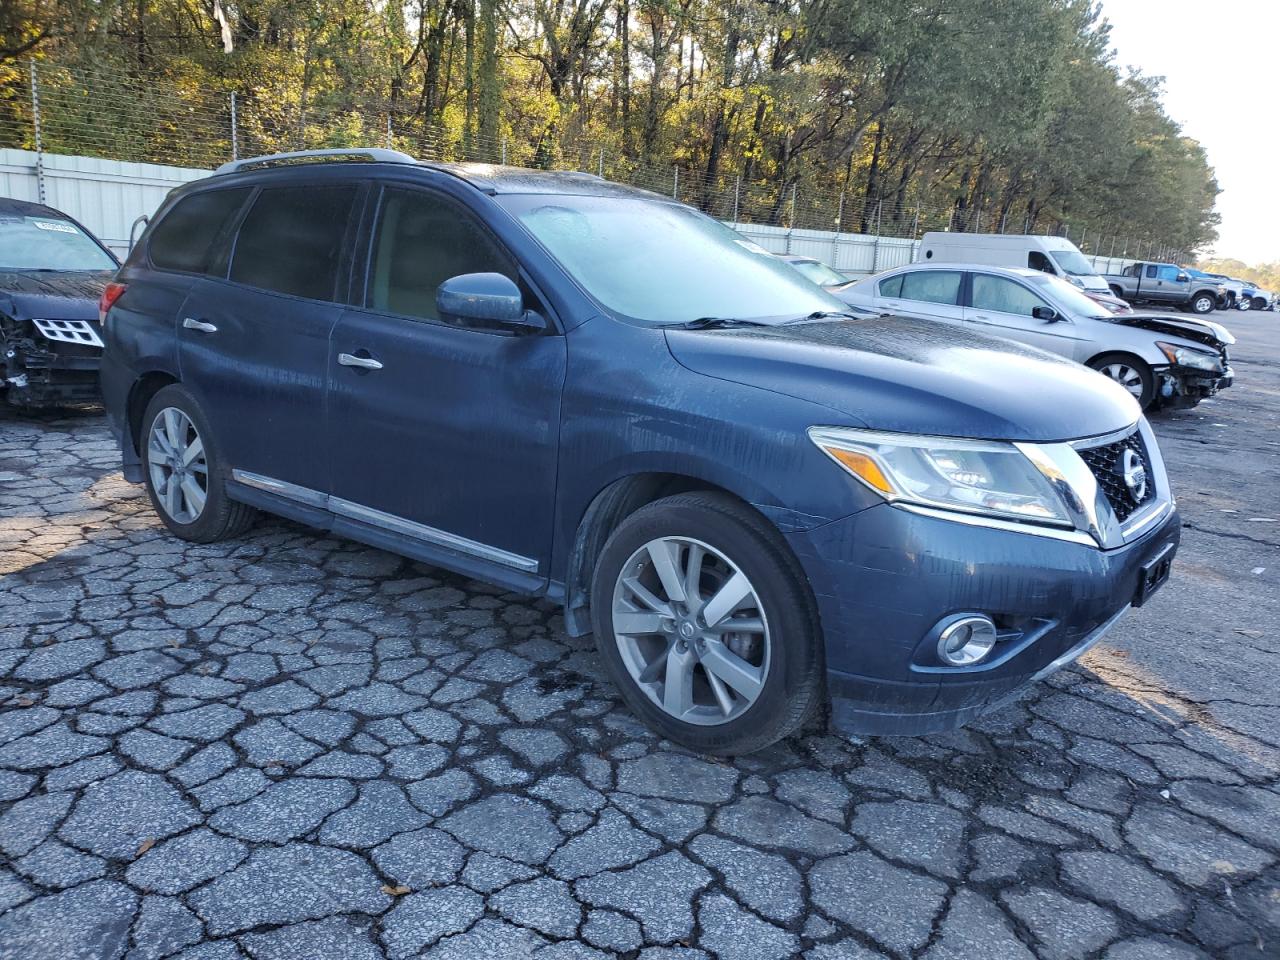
xmin=1078 ymin=430 xmax=1153 ymax=523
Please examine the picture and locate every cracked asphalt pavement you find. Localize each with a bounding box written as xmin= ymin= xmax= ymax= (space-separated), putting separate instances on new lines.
xmin=0 ymin=311 xmax=1277 ymax=960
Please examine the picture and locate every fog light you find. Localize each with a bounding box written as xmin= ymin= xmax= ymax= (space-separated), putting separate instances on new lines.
xmin=936 ymin=615 xmax=998 ymax=666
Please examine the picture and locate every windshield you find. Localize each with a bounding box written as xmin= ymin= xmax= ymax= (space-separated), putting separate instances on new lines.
xmin=1049 ymin=249 xmax=1097 ymax=278
xmin=497 ymin=194 xmax=842 ymax=324
xmin=1028 ymin=273 xmax=1112 ymax=318
xmin=0 ymin=215 xmax=117 ymax=271
xmin=788 ymin=258 xmax=847 ymax=287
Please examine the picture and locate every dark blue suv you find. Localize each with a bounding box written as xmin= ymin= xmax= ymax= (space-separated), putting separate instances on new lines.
xmin=100 ymin=149 xmax=1180 ymax=754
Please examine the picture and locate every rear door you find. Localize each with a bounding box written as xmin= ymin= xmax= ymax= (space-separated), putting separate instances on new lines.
xmin=177 ymin=181 xmax=361 ymax=491
xmin=962 ymin=272 xmax=1087 ymax=359
xmin=878 ymin=269 xmax=965 ymax=325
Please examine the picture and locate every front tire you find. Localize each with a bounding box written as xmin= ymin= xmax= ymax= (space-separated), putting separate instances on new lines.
xmin=590 ymin=492 xmax=823 ymax=756
xmin=1189 ymin=292 xmax=1216 ymax=314
xmin=1238 ymin=297 xmax=1252 ymax=311
xmin=141 ymin=384 xmax=257 ymax=543
xmin=1089 ymin=353 xmax=1155 ymax=410
xmin=1252 ymin=296 xmax=1266 ymax=311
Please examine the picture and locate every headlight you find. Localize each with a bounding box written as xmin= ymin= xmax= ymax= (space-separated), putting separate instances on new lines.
xmin=808 ymin=427 xmax=1074 ymax=527
xmin=1156 ymin=341 xmax=1223 ymax=372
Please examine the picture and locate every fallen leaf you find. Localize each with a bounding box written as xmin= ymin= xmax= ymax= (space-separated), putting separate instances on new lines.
xmin=381 ymin=885 xmax=411 ymax=896
xmin=1236 ymin=629 xmax=1264 ymax=638
xmin=14 ymin=696 xmax=35 ymax=707
xmin=136 ymin=838 xmax=156 ymax=857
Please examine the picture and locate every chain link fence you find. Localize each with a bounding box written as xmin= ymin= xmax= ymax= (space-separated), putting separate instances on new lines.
xmin=1 ymin=59 xmax=1190 ymax=265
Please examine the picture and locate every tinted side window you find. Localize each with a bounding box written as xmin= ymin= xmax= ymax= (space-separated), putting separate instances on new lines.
xmin=368 ymin=187 xmax=514 ymax=323
xmin=971 ymin=275 xmax=1048 ymax=316
xmin=1028 ymin=251 xmax=1052 ymax=273
xmin=878 ymin=274 xmax=904 ymax=298
xmin=149 ymin=188 xmax=252 ymax=274
xmin=230 ymin=185 xmax=357 ymax=300
xmin=900 ymin=271 xmax=962 ymax=305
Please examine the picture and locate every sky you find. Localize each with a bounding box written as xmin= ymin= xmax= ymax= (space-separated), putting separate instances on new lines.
xmin=1099 ymin=0 xmax=1279 ymax=264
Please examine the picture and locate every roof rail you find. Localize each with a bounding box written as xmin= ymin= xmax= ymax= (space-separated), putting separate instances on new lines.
xmin=214 ymin=148 xmax=417 ymax=175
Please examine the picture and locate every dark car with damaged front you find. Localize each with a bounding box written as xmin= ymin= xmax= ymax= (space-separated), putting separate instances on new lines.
xmin=99 ymin=151 xmax=1180 ymax=754
xmin=0 ymin=198 xmax=118 ymax=407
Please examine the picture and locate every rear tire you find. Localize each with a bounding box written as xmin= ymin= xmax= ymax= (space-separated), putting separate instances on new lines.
xmin=1089 ymin=353 xmax=1155 ymax=410
xmin=590 ymin=492 xmax=823 ymax=756
xmin=141 ymin=384 xmax=257 ymax=543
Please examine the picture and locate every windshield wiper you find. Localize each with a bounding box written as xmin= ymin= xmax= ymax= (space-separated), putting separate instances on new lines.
xmin=782 ymin=310 xmax=863 ymax=324
xmin=676 ymin=316 xmax=772 ymax=329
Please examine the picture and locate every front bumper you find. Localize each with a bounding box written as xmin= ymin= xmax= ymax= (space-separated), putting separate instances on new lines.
xmin=1156 ymin=363 xmax=1233 ymax=408
xmin=2 ymin=338 xmax=102 ymax=406
xmin=786 ymin=499 xmax=1180 ymax=736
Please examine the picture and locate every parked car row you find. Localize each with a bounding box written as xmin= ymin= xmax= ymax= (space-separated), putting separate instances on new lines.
xmin=0 ymin=156 xmax=1199 ymax=756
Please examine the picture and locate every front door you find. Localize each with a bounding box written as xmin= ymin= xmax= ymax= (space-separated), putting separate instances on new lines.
xmin=178 ymin=182 xmax=360 ymax=490
xmin=327 ymin=184 xmax=566 ymax=588
xmin=963 ymin=272 xmax=1087 ymax=360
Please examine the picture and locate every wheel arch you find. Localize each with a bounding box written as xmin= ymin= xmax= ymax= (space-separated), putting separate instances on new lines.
xmin=562 ymin=472 xmax=764 ymax=637
xmin=126 ymin=371 xmax=180 ymax=465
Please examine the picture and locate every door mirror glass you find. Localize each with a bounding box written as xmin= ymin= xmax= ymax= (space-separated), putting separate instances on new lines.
xmin=1031 ymin=305 xmax=1060 ymax=322
xmin=1176 ymin=272 xmax=1189 ymax=283
xmin=437 ymin=272 xmax=542 ymax=330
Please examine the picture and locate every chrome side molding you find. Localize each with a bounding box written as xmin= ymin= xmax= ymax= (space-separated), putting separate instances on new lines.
xmin=230 ymin=469 xmax=537 ymax=573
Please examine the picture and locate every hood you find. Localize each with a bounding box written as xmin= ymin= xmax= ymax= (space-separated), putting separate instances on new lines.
xmin=1111 ymin=312 xmax=1235 ymax=347
xmin=1077 ymin=274 xmax=1110 ymax=293
xmin=665 ymin=316 xmax=1140 ymax=443
xmin=0 ymin=270 xmax=111 ymax=322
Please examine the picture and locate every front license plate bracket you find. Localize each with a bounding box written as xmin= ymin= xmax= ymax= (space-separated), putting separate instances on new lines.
xmin=1134 ymin=542 xmax=1175 ymax=607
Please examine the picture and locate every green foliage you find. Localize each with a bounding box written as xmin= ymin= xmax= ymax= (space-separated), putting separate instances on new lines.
xmin=0 ymin=0 xmax=1218 ymax=250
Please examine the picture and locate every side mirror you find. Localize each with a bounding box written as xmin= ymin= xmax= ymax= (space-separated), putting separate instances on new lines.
xmin=1176 ymin=272 xmax=1189 ymax=283
xmin=437 ymin=272 xmax=545 ymax=332
xmin=1032 ymin=306 xmax=1060 ymax=322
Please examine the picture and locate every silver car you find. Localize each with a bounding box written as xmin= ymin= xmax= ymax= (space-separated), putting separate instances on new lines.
xmin=844 ymin=263 xmax=1235 ymax=411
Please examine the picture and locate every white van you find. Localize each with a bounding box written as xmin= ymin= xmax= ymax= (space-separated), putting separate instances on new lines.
xmin=919 ymin=233 xmax=1110 ymax=294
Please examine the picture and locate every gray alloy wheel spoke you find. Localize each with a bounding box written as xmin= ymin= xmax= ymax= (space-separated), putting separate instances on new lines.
xmin=621 ymin=576 xmax=673 ymax=616
xmin=646 ymin=540 xmax=688 ymax=604
xmin=613 ymin=610 xmax=668 ymax=636
xmin=700 ymin=639 xmax=764 ymax=700
xmin=611 ymin=535 xmax=771 ymax=727
xmin=700 ymin=570 xmax=753 ymax=628
xmin=663 ymin=646 xmax=695 ymax=718
xmin=683 ymin=543 xmax=705 ymax=605
xmin=705 ymin=668 xmax=736 ymax=717
xmin=148 ymin=407 xmax=209 ymax=525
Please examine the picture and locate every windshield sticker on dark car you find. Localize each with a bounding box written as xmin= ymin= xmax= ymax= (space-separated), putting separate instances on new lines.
xmin=28 ymin=217 xmax=79 ymax=234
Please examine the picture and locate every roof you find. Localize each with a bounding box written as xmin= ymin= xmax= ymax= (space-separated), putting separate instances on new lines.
xmin=428 ymin=162 xmax=665 ymax=200
xmin=211 ymin=149 xmax=667 ymax=201
xmin=888 ymin=262 xmax=1046 ymax=279
xmin=0 ymin=197 xmax=70 ymax=220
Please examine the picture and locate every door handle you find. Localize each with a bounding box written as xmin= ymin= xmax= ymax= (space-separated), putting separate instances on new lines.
xmin=182 ymin=317 xmax=217 ymax=333
xmin=338 ymin=352 xmax=383 ymax=371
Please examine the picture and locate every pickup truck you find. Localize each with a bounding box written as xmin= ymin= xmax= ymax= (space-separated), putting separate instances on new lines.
xmin=1105 ymin=262 xmax=1223 ymax=314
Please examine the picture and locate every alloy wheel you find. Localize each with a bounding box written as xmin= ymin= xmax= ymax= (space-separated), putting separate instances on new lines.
xmin=147 ymin=407 xmax=209 ymax=524
xmin=1099 ymin=363 xmax=1146 ymax=399
xmin=611 ymin=536 xmax=771 ymax=726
